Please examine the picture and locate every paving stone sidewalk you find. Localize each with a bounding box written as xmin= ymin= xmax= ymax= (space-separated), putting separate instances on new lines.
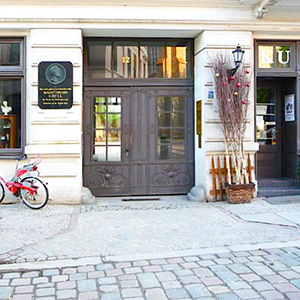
xmin=2 ymin=245 xmax=300 ymax=299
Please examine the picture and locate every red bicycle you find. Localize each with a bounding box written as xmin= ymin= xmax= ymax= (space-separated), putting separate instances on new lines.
xmin=0 ymin=156 xmax=49 ymax=209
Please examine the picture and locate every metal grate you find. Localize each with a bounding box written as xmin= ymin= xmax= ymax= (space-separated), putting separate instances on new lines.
xmin=122 ymin=197 xmax=160 ymax=202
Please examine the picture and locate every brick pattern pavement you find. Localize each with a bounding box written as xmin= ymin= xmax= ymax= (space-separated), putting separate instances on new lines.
xmin=2 ymin=247 xmax=300 ymax=299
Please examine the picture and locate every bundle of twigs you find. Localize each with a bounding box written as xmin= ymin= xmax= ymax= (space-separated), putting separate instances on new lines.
xmin=212 ymin=53 xmax=251 ymax=185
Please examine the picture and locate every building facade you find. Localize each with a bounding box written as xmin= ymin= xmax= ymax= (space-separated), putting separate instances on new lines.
xmin=0 ymin=0 xmax=299 ymax=203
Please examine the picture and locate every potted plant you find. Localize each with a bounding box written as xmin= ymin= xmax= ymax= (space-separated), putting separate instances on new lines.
xmin=212 ymin=52 xmax=255 ymax=203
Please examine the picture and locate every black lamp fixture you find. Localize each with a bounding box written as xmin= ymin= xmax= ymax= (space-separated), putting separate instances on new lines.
xmin=231 ymin=44 xmax=245 ymax=76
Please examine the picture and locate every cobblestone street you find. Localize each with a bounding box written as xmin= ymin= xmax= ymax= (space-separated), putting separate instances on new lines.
xmin=2 ymin=245 xmax=300 ymax=299
xmin=2 ymin=197 xmax=300 ymax=299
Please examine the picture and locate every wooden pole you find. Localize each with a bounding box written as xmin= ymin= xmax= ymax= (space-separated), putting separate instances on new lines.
xmin=211 ymin=156 xmax=217 ymax=201
xmin=248 ymin=154 xmax=252 ymax=183
xmin=224 ymin=155 xmax=228 ymax=186
xmin=229 ymin=155 xmax=234 ymax=184
xmin=217 ymin=157 xmax=223 ymax=201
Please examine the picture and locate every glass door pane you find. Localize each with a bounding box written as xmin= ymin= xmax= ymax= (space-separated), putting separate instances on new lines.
xmin=93 ymin=97 xmax=122 ymax=161
xmin=256 ymin=88 xmax=276 ymax=145
xmin=157 ymin=96 xmax=186 ymax=159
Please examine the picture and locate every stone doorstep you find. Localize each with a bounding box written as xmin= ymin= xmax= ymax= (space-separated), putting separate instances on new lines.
xmin=1 ymin=239 xmax=300 ymax=273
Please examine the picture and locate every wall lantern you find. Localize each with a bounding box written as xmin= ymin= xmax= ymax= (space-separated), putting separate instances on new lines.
xmin=231 ymin=44 xmax=245 ymax=76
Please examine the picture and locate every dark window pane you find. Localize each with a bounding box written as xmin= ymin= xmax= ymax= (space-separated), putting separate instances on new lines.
xmin=108 ymin=114 xmax=121 ymax=129
xmin=87 ymin=41 xmax=112 ymax=78
xmin=172 ymin=144 xmax=185 ymax=159
xmin=0 ymin=43 xmax=20 ymax=66
xmin=95 ymin=114 xmax=106 ymax=128
xmin=94 ymin=97 xmax=107 ymax=113
xmin=158 ymin=129 xmax=171 ymax=143
xmin=172 ymin=129 xmax=185 ymax=142
xmin=0 ymin=79 xmax=21 ymax=148
xmin=107 ymin=97 xmax=121 ymax=113
xmin=276 ymin=46 xmax=291 ymax=68
xmin=157 ymin=143 xmax=171 ymax=159
xmin=107 ymin=130 xmax=121 ymax=145
xmin=94 ymin=130 xmax=106 ymax=145
xmin=93 ymin=146 xmax=106 ymax=161
xmin=113 ymin=42 xmax=139 ymax=79
xmin=108 ymin=146 xmax=121 ymax=161
xmin=140 ymin=42 xmax=188 ymax=78
xmin=158 ymin=113 xmax=171 ymax=127
xmin=257 ymin=88 xmax=275 ymax=103
xmin=258 ymin=45 xmax=274 ymax=69
xmin=140 ymin=42 xmax=165 ymax=78
xmin=172 ymin=112 xmax=185 ymax=127
xmin=157 ymin=96 xmax=171 ymax=112
xmin=172 ymin=96 xmax=185 ymax=111
xmin=165 ymin=46 xmax=187 ymax=78
xmin=256 ymin=87 xmax=277 ymax=146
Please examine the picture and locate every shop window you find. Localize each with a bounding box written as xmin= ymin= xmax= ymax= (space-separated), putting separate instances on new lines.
xmin=0 ymin=39 xmax=24 ymax=157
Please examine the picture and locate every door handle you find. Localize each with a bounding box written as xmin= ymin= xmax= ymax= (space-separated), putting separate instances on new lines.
xmin=125 ymin=145 xmax=130 ymax=157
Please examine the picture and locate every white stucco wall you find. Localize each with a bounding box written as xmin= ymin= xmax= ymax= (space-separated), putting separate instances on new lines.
xmin=25 ymin=29 xmax=83 ymax=204
xmin=194 ymin=31 xmax=259 ymax=201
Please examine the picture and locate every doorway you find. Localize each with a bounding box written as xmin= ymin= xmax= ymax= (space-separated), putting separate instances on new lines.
xmin=83 ymin=86 xmax=194 ymax=196
xmin=256 ymin=78 xmax=297 ymax=179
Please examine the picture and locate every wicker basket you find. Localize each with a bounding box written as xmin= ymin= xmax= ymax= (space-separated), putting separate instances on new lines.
xmin=225 ymin=183 xmax=255 ymax=204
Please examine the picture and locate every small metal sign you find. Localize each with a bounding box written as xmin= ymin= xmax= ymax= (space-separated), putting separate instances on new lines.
xmin=38 ymin=61 xmax=73 ymax=109
xmin=196 ymin=100 xmax=202 ymax=148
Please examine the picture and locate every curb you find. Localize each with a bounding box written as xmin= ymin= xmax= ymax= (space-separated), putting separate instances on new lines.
xmin=1 ymin=239 xmax=300 ymax=272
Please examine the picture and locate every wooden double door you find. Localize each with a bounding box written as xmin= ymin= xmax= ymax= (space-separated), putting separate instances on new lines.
xmin=83 ymin=87 xmax=194 ymax=196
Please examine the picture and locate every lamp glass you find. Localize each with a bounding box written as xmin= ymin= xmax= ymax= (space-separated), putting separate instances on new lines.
xmin=232 ymin=45 xmax=245 ymax=66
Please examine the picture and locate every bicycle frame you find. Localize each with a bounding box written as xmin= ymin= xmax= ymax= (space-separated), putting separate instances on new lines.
xmin=0 ymin=167 xmax=38 ymax=197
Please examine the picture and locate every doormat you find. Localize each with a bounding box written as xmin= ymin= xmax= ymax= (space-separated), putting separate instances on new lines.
xmin=122 ymin=197 xmax=160 ymax=202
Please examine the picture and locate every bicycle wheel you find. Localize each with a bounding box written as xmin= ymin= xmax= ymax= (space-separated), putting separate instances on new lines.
xmin=20 ymin=176 xmax=48 ymax=209
xmin=0 ymin=182 xmax=5 ymax=203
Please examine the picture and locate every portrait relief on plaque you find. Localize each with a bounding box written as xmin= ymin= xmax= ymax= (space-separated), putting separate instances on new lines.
xmin=38 ymin=61 xmax=73 ymax=109
xmin=45 ymin=63 xmax=67 ymax=85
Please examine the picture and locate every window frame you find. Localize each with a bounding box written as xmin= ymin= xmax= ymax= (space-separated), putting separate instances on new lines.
xmin=0 ymin=38 xmax=25 ymax=158
xmin=255 ymin=40 xmax=297 ymax=77
xmin=83 ymin=38 xmax=194 ymax=87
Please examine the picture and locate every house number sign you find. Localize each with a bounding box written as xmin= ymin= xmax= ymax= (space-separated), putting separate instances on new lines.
xmin=38 ymin=61 xmax=73 ymax=109
xmin=122 ymin=56 xmax=131 ymax=64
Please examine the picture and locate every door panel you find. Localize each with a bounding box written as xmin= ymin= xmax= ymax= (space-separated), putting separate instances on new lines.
xmin=282 ymin=78 xmax=297 ymax=179
xmin=256 ymin=80 xmax=282 ymax=178
xmin=83 ymin=87 xmax=194 ymax=196
xmin=83 ymin=88 xmax=131 ymax=196
xmin=147 ymin=88 xmax=194 ymax=194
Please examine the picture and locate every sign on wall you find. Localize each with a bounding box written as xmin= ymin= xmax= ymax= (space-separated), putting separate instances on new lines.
xmin=196 ymin=100 xmax=202 ymax=148
xmin=38 ymin=61 xmax=73 ymax=109
xmin=284 ymin=94 xmax=295 ymax=122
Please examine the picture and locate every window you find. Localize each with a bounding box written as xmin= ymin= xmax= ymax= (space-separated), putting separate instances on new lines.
xmin=0 ymin=39 xmax=24 ymax=156
xmin=257 ymin=42 xmax=295 ymax=70
xmin=157 ymin=96 xmax=186 ymax=159
xmin=256 ymin=88 xmax=276 ymax=145
xmin=93 ymin=97 xmax=122 ymax=162
xmin=85 ymin=39 xmax=192 ymax=80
